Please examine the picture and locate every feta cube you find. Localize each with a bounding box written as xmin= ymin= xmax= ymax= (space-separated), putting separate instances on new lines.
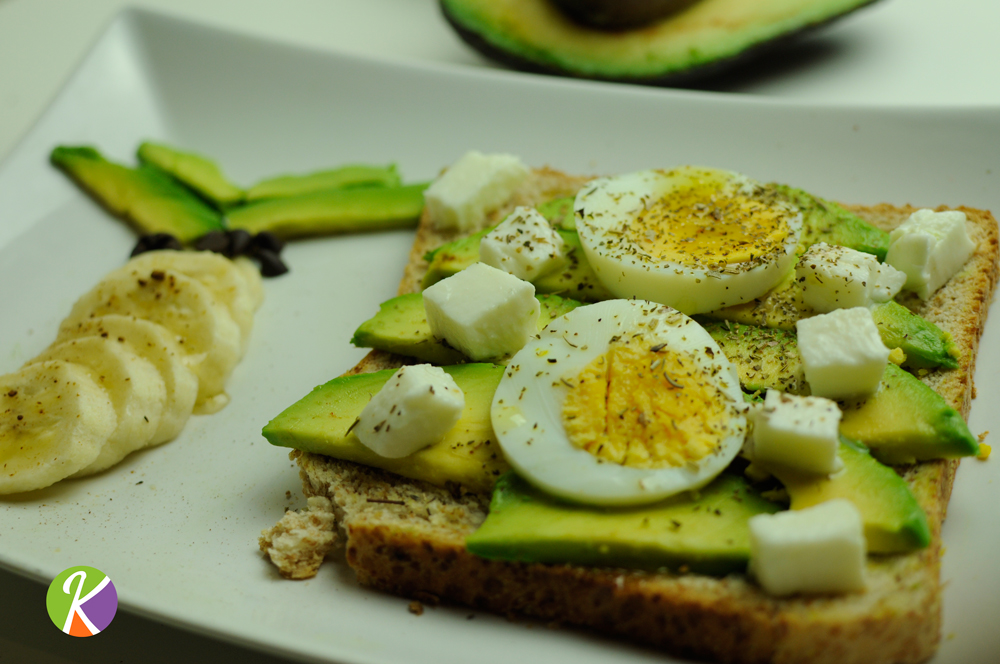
xmin=423 ymin=262 xmax=540 ymax=361
xmin=479 ymin=206 xmax=565 ymax=282
xmin=749 ymin=499 xmax=866 ymax=596
xmin=885 ymin=209 xmax=976 ymax=300
xmin=424 ymin=151 xmax=530 ymax=232
xmin=796 ymin=242 xmax=906 ymax=312
xmin=751 ymin=390 xmax=842 ymax=475
xmin=796 ymin=307 xmax=889 ymax=400
xmin=355 ymin=365 xmax=465 ymax=459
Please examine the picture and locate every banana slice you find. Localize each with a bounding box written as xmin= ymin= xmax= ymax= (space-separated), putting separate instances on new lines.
xmin=0 ymin=361 xmax=117 ymax=494
xmin=59 ymin=266 xmax=241 ymax=414
xmin=56 ymin=314 xmax=198 ymax=446
xmin=125 ymin=251 xmax=259 ymax=355
xmin=31 ymin=335 xmax=166 ymax=475
xmin=234 ymin=256 xmax=265 ymax=311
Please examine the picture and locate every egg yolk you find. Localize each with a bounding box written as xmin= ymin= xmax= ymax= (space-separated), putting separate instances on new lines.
xmin=627 ymin=171 xmax=796 ymax=273
xmin=561 ymin=341 xmax=732 ymax=469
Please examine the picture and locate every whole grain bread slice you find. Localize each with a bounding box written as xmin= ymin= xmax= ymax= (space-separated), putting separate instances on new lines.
xmin=261 ymin=170 xmax=999 ymax=664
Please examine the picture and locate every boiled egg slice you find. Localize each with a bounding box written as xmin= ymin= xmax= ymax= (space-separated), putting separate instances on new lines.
xmin=491 ymin=299 xmax=746 ymax=506
xmin=575 ymin=167 xmax=803 ymax=315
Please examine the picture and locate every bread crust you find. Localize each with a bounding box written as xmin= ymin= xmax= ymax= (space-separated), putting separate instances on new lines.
xmin=269 ymin=171 xmax=999 ymax=664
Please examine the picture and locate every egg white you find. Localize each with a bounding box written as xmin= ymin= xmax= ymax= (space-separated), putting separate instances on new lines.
xmin=491 ymin=299 xmax=746 ymax=506
xmin=575 ymin=167 xmax=803 ymax=315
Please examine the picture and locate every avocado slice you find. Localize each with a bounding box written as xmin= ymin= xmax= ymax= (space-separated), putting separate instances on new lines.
xmin=440 ymin=0 xmax=881 ymax=86
xmin=351 ymin=292 xmax=584 ymax=363
xmin=705 ymin=288 xmax=959 ymax=371
xmin=226 ymin=182 xmax=428 ymax=238
xmin=774 ymin=185 xmax=890 ymax=260
xmin=870 ymin=301 xmax=959 ymax=370
xmin=535 ymin=195 xmax=576 ymax=231
xmin=263 ymin=364 xmax=508 ymax=494
xmin=704 ymin=319 xmax=978 ymax=463
xmin=422 ymin=226 xmax=613 ymax=300
xmin=768 ymin=438 xmax=930 ymax=553
xmin=466 ymin=471 xmax=780 ymax=575
xmin=703 ymin=320 xmax=807 ymax=395
xmin=839 ymin=363 xmax=978 ymax=465
xmin=246 ymin=164 xmax=402 ymax=202
xmin=136 ymin=141 xmax=245 ymax=209
xmin=51 ymin=145 xmax=224 ymax=243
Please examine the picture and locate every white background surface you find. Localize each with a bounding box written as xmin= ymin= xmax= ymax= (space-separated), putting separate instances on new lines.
xmin=1 ymin=1 xmax=998 ymax=663
xmin=3 ymin=0 xmax=1000 ymax=166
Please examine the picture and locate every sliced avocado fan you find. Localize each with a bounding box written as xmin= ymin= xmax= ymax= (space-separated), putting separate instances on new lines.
xmin=440 ymin=0 xmax=882 ymax=86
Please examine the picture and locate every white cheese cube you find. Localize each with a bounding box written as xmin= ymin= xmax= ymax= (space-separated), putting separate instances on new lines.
xmin=423 ymin=262 xmax=540 ymax=361
xmin=479 ymin=206 xmax=565 ymax=282
xmin=885 ymin=209 xmax=976 ymax=300
xmin=751 ymin=390 xmax=842 ymax=475
xmin=355 ymin=365 xmax=465 ymax=458
xmin=749 ymin=499 xmax=866 ymax=596
xmin=796 ymin=242 xmax=906 ymax=312
xmin=424 ymin=151 xmax=530 ymax=232
xmin=796 ymin=307 xmax=889 ymax=400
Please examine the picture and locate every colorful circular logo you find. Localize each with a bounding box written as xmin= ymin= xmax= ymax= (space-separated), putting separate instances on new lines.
xmin=46 ymin=566 xmax=118 ymax=637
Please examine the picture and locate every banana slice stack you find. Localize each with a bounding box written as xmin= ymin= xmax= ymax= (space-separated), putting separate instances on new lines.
xmin=0 ymin=250 xmax=263 ymax=494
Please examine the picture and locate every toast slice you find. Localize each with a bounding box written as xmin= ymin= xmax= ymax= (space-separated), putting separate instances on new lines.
xmin=261 ymin=169 xmax=999 ymax=664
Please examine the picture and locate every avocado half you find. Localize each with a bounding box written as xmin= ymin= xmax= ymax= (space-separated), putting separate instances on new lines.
xmin=440 ymin=0 xmax=881 ymax=86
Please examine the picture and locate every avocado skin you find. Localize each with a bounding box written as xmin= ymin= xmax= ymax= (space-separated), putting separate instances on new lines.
xmin=51 ymin=145 xmax=224 ymax=243
xmin=703 ymin=319 xmax=978 ymax=463
xmin=246 ymin=164 xmax=402 ymax=202
xmin=440 ymin=0 xmax=882 ymax=86
xmin=262 ymin=364 xmax=508 ymax=494
xmin=136 ymin=141 xmax=245 ymax=210
xmin=467 ymin=471 xmax=780 ymax=575
xmin=226 ymin=182 xmax=428 ymax=238
xmin=351 ymin=292 xmax=584 ymax=363
xmin=768 ymin=438 xmax=930 ymax=553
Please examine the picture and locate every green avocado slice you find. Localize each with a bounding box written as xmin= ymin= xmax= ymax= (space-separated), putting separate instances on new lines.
xmin=351 ymin=292 xmax=584 ymax=363
xmin=136 ymin=141 xmax=245 ymax=209
xmin=422 ymin=226 xmax=613 ymax=301
xmin=769 ymin=438 xmax=930 ymax=554
xmin=246 ymin=164 xmax=402 ymax=201
xmin=466 ymin=471 xmax=780 ymax=575
xmin=51 ymin=145 xmax=224 ymax=243
xmin=703 ymin=320 xmax=978 ymax=463
xmin=440 ymin=0 xmax=881 ymax=85
xmin=262 ymin=364 xmax=508 ymax=494
xmin=226 ymin=182 xmax=428 ymax=238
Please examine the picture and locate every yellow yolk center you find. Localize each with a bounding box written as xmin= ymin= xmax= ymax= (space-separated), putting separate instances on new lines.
xmin=561 ymin=342 xmax=731 ymax=469
xmin=630 ymin=174 xmax=796 ymax=273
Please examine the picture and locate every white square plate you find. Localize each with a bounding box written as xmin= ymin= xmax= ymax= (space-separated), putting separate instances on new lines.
xmin=0 ymin=8 xmax=997 ymax=663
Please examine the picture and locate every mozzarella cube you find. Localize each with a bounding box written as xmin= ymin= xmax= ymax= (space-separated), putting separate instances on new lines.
xmin=749 ymin=499 xmax=866 ymax=596
xmin=885 ymin=209 xmax=976 ymax=300
xmin=796 ymin=307 xmax=889 ymax=400
xmin=796 ymin=242 xmax=906 ymax=312
xmin=424 ymin=151 xmax=530 ymax=232
xmin=751 ymin=390 xmax=842 ymax=475
xmin=355 ymin=365 xmax=465 ymax=458
xmin=479 ymin=206 xmax=565 ymax=282
xmin=423 ymin=262 xmax=540 ymax=361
